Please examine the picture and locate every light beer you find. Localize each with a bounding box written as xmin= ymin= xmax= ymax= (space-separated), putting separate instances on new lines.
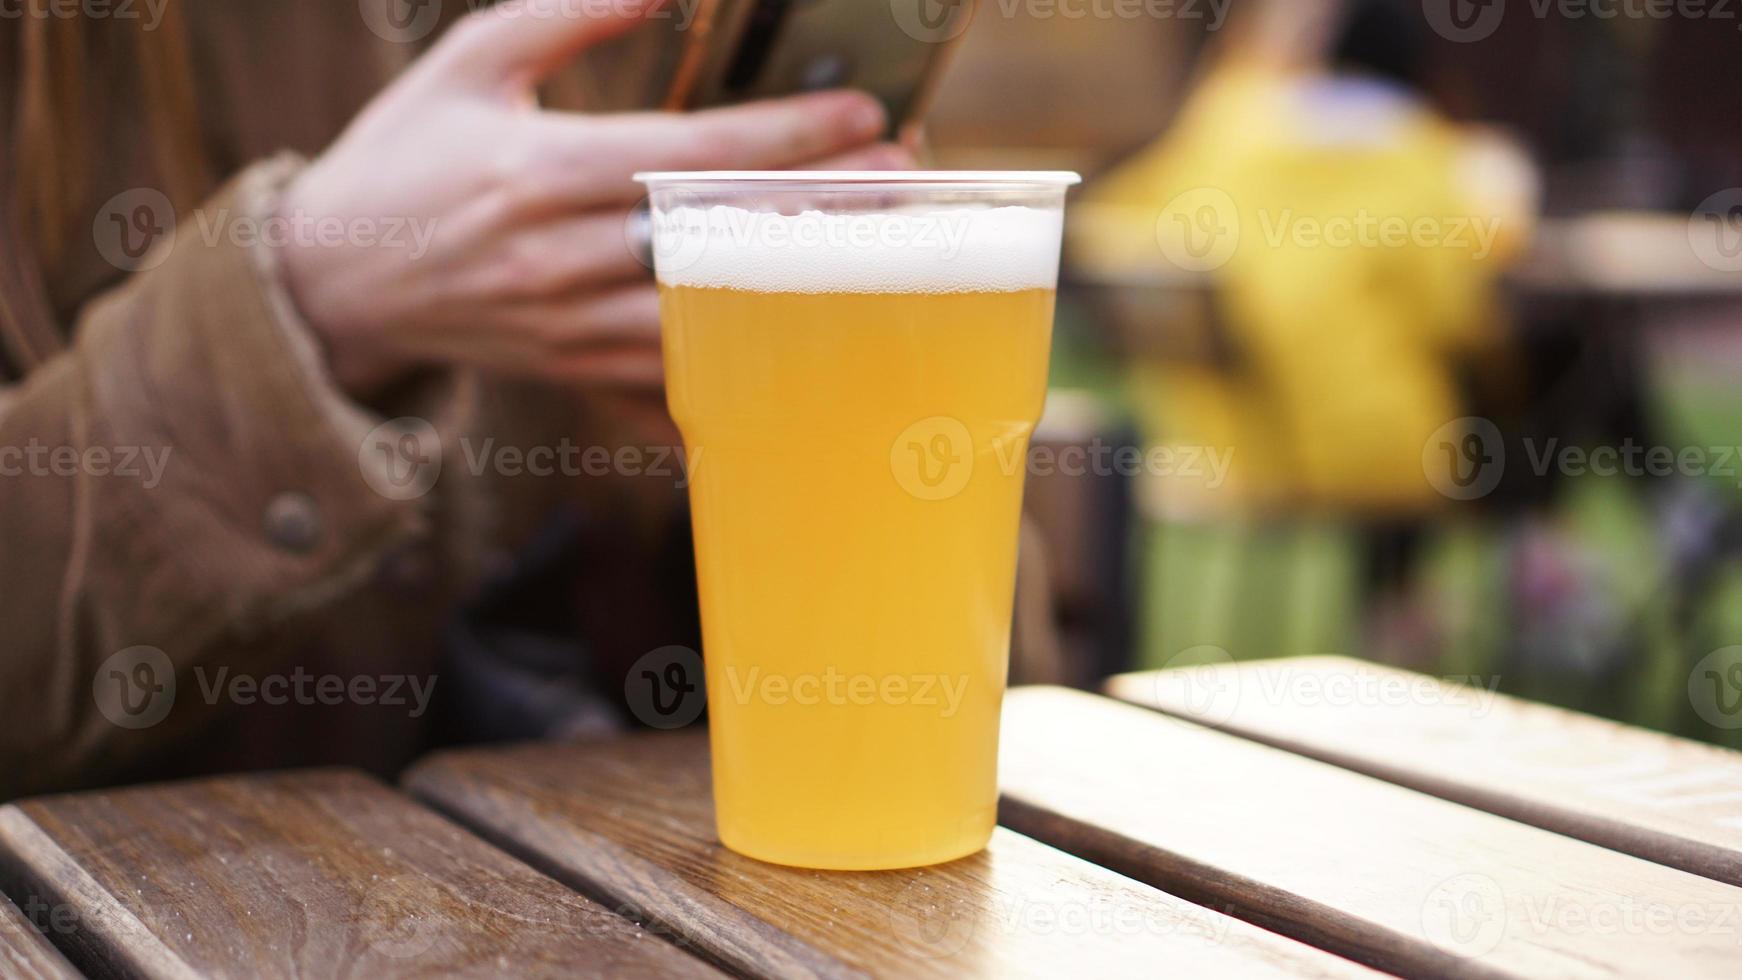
xmin=643 ymin=177 xmax=1075 ymax=870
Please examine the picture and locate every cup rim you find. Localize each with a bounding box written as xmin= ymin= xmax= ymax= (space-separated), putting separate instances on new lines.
xmin=633 ymin=170 xmax=1081 ymax=186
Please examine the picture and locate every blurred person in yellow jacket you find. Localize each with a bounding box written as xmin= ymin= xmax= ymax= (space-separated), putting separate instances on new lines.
xmin=1080 ymin=0 xmax=1534 ymax=518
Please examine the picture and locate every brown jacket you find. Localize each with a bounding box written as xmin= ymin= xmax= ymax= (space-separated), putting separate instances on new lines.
xmin=0 ymin=4 xmax=688 ymax=798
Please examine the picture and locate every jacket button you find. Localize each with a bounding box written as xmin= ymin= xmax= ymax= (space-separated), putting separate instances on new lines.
xmin=264 ymin=492 xmax=322 ymax=553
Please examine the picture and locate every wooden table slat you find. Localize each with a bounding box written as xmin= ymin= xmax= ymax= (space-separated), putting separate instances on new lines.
xmin=999 ymin=686 xmax=1742 ymax=980
xmin=0 ymin=891 xmax=81 ymax=979
xmin=406 ymin=732 xmax=1381 ymax=980
xmin=1106 ymin=656 xmax=1742 ymax=889
xmin=0 ymin=768 xmax=721 ymax=979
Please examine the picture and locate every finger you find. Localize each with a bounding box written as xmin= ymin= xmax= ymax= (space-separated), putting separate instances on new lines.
xmin=508 ymin=146 xmax=912 ymax=283
xmin=590 ymin=387 xmax=675 ymax=425
xmin=538 ymin=91 xmax=888 ymax=205
xmin=899 ymin=122 xmax=928 ymax=156
xmin=426 ymin=0 xmax=665 ymax=91
xmin=599 ymin=394 xmax=682 ymax=445
xmin=417 ymin=284 xmax=659 ymax=380
xmin=496 ymin=211 xmax=653 ymax=295
xmin=800 ymin=142 xmax=917 ymax=173
xmin=542 ymin=346 xmax=666 ymax=389
xmin=508 ymin=283 xmax=662 ymax=351
xmin=592 ymin=389 xmax=681 ymax=440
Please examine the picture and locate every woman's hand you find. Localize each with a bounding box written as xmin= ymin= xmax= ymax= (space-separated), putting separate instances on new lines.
xmin=278 ymin=0 xmax=907 ymax=397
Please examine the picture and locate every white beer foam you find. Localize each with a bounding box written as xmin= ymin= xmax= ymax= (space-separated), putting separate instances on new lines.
xmin=650 ymin=205 xmax=1062 ymax=293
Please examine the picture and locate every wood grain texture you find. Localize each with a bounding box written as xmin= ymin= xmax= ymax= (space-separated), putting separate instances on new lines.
xmin=998 ymin=686 xmax=1742 ymax=980
xmin=0 ymin=768 xmax=721 ymax=979
xmin=405 ymin=732 xmax=1379 ymax=980
xmin=0 ymin=891 xmax=80 ymax=979
xmin=1106 ymin=656 xmax=1742 ymax=889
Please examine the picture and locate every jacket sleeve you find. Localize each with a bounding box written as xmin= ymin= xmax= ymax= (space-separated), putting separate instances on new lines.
xmin=0 ymin=157 xmax=441 ymax=795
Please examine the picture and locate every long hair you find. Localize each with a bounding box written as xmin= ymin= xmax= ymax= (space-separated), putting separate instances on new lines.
xmin=12 ymin=1 xmax=210 ymax=280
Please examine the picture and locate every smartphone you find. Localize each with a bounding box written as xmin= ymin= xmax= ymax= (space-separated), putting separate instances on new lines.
xmin=661 ymin=0 xmax=978 ymax=141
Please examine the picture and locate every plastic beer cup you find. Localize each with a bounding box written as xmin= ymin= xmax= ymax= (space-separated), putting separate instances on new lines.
xmin=637 ymin=171 xmax=1078 ymax=870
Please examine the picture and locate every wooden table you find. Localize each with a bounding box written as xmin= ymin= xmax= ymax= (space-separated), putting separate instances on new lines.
xmin=2 ymin=657 xmax=1740 ymax=978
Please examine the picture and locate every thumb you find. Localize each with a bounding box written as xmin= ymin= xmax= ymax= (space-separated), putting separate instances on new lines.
xmin=428 ymin=0 xmax=665 ymax=90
